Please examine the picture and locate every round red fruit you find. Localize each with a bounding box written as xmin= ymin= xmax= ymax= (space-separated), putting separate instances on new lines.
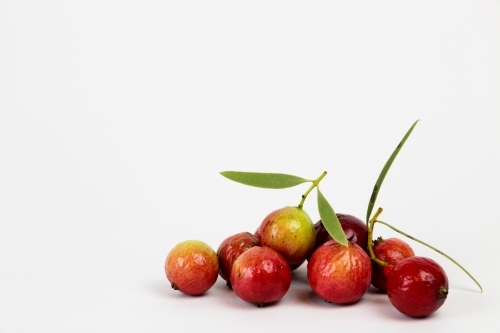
xmin=371 ymin=237 xmax=415 ymax=291
xmin=217 ymin=232 xmax=259 ymax=287
xmin=230 ymin=246 xmax=292 ymax=307
xmin=307 ymin=240 xmax=372 ymax=304
xmin=165 ymin=240 xmax=219 ymax=296
xmin=387 ymin=256 xmax=449 ymax=317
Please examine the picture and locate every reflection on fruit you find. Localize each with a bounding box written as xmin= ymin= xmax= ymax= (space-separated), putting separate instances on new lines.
xmin=217 ymin=232 xmax=259 ymax=287
xmin=307 ymin=240 xmax=372 ymax=304
xmin=387 ymin=256 xmax=449 ymax=317
xmin=230 ymin=246 xmax=292 ymax=307
xmin=165 ymin=240 xmax=219 ymax=296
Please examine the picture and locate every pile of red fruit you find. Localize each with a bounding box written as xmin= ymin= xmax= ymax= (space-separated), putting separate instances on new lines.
xmin=165 ymin=210 xmax=449 ymax=317
xmin=164 ymin=120 xmax=481 ymax=318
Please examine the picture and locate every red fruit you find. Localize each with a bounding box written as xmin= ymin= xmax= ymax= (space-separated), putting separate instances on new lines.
xmin=307 ymin=240 xmax=372 ymax=304
xmin=217 ymin=232 xmax=259 ymax=287
xmin=371 ymin=237 xmax=415 ymax=291
xmin=313 ymin=213 xmax=368 ymax=253
xmin=230 ymin=246 xmax=292 ymax=307
xmin=165 ymin=240 xmax=219 ymax=296
xmin=387 ymin=256 xmax=449 ymax=317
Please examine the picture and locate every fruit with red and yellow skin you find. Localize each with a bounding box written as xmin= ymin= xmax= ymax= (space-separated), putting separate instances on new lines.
xmin=307 ymin=240 xmax=372 ymax=304
xmin=165 ymin=240 xmax=219 ymax=296
xmin=313 ymin=213 xmax=368 ymax=253
xmin=256 ymin=206 xmax=316 ymax=267
xmin=230 ymin=246 xmax=292 ymax=307
xmin=387 ymin=256 xmax=449 ymax=317
xmin=371 ymin=237 xmax=415 ymax=291
xmin=255 ymin=226 xmax=304 ymax=271
xmin=217 ymin=232 xmax=259 ymax=287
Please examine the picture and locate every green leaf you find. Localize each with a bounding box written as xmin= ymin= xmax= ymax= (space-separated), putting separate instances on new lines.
xmin=366 ymin=120 xmax=420 ymax=224
xmin=317 ymin=188 xmax=348 ymax=246
xmin=220 ymin=171 xmax=311 ymax=189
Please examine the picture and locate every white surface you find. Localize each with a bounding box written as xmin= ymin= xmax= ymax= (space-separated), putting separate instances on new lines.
xmin=1 ymin=1 xmax=499 ymax=332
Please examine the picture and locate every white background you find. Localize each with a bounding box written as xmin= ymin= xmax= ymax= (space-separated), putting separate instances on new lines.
xmin=1 ymin=1 xmax=499 ymax=332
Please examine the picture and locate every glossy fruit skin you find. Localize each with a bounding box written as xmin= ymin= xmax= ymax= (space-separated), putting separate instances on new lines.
xmin=165 ymin=240 xmax=219 ymax=296
xmin=371 ymin=237 xmax=415 ymax=291
xmin=256 ymin=206 xmax=316 ymax=266
xmin=307 ymin=240 xmax=372 ymax=304
xmin=313 ymin=213 xmax=368 ymax=253
xmin=230 ymin=246 xmax=292 ymax=307
xmin=387 ymin=256 xmax=449 ymax=317
xmin=217 ymin=232 xmax=259 ymax=286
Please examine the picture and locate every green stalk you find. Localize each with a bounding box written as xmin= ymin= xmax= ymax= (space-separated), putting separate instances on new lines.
xmin=298 ymin=171 xmax=327 ymax=209
xmin=376 ymin=219 xmax=483 ymax=293
xmin=367 ymin=208 xmax=387 ymax=266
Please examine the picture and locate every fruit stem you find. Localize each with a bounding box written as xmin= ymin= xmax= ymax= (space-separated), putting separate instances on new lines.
xmin=439 ymin=287 xmax=449 ymax=299
xmin=298 ymin=171 xmax=327 ymax=209
xmin=367 ymin=207 xmax=387 ymax=266
xmin=376 ymin=219 xmax=483 ymax=293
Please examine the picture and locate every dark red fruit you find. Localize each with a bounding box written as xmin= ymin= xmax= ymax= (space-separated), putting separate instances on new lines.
xmin=313 ymin=213 xmax=368 ymax=253
xmin=217 ymin=232 xmax=259 ymax=287
xmin=307 ymin=240 xmax=372 ymax=304
xmin=230 ymin=246 xmax=292 ymax=307
xmin=387 ymin=256 xmax=449 ymax=317
xmin=371 ymin=237 xmax=415 ymax=291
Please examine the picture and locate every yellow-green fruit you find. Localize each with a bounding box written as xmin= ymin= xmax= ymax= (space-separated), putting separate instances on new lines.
xmin=256 ymin=206 xmax=316 ymax=266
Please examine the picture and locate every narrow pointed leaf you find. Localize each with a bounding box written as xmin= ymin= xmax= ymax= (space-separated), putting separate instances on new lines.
xmin=220 ymin=171 xmax=311 ymax=189
xmin=317 ymin=188 xmax=348 ymax=246
xmin=366 ymin=120 xmax=420 ymax=224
